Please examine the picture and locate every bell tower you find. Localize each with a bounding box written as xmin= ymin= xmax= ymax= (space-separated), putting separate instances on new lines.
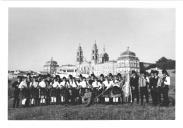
xmin=91 ymin=40 xmax=99 ymax=64
xmin=76 ymin=44 xmax=84 ymax=65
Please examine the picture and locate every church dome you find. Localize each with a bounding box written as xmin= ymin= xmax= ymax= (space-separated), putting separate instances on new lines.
xmin=120 ymin=47 xmax=136 ymax=57
xmin=44 ymin=57 xmax=59 ymax=67
xmin=102 ymin=52 xmax=109 ymax=62
xmin=118 ymin=47 xmax=138 ymax=61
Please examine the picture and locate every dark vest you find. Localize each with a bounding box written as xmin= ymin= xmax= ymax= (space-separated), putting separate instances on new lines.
xmin=130 ymin=76 xmax=139 ymax=88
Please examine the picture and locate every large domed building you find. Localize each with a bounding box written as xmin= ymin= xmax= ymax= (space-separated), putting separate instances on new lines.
xmin=117 ymin=47 xmax=140 ymax=74
xmin=43 ymin=57 xmax=59 ymax=74
xmin=76 ymin=42 xmax=140 ymax=76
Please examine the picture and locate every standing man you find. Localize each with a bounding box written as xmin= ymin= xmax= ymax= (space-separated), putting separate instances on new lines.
xmin=162 ymin=70 xmax=170 ymax=106
xmin=130 ymin=70 xmax=139 ymax=104
xmin=139 ymin=71 xmax=149 ymax=105
xmin=12 ymin=76 xmax=22 ymax=108
xmin=149 ymin=70 xmax=155 ymax=105
xmin=149 ymin=70 xmax=161 ymax=106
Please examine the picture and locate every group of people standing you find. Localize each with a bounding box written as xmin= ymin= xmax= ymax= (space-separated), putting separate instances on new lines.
xmin=130 ymin=70 xmax=170 ymax=106
xmin=11 ymin=69 xmax=170 ymax=108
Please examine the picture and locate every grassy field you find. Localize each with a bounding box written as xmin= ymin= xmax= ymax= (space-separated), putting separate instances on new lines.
xmin=8 ymin=103 xmax=175 ymax=120
xmin=8 ymin=70 xmax=175 ymax=120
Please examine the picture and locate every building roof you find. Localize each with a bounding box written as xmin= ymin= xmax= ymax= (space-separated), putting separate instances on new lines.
xmin=118 ymin=47 xmax=139 ymax=61
xmin=60 ymin=64 xmax=76 ymax=67
xmin=120 ymin=47 xmax=136 ymax=57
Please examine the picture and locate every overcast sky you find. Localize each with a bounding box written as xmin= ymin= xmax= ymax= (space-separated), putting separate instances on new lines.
xmin=8 ymin=8 xmax=175 ymax=71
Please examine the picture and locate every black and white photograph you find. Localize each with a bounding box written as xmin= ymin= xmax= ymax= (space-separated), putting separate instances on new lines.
xmin=8 ymin=8 xmax=175 ymax=120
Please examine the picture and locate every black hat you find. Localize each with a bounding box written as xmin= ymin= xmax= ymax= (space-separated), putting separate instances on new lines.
xmin=108 ymin=73 xmax=113 ymax=77
xmin=91 ymin=73 xmax=95 ymax=77
xmin=162 ymin=69 xmax=168 ymax=75
xmin=100 ymin=74 xmax=104 ymax=78
xmin=154 ymin=70 xmax=159 ymax=75
xmin=69 ymin=74 xmax=73 ymax=79
xmin=132 ymin=70 xmax=136 ymax=74
xmin=150 ymin=70 xmax=155 ymax=74
xmin=117 ymin=73 xmax=122 ymax=78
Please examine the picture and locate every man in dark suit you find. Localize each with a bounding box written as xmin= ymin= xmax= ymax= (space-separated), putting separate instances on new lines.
xmin=161 ymin=70 xmax=170 ymax=106
xmin=12 ymin=76 xmax=22 ymax=108
xmin=139 ymin=71 xmax=149 ymax=105
xmin=130 ymin=70 xmax=139 ymax=104
xmin=149 ymin=70 xmax=160 ymax=106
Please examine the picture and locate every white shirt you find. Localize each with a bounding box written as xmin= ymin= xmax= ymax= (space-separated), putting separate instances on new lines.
xmin=60 ymin=81 xmax=66 ymax=87
xmin=18 ymin=80 xmax=27 ymax=89
xmin=69 ymin=80 xmax=77 ymax=88
xmin=80 ymin=80 xmax=87 ymax=88
xmin=92 ymin=80 xmax=99 ymax=88
xmin=97 ymin=81 xmax=103 ymax=88
xmin=164 ymin=76 xmax=170 ymax=86
xmin=113 ymin=80 xmax=120 ymax=87
xmin=39 ymin=81 xmax=46 ymax=88
xmin=31 ymin=81 xmax=38 ymax=88
xmin=103 ymin=80 xmax=113 ymax=89
xmin=52 ymin=81 xmax=59 ymax=88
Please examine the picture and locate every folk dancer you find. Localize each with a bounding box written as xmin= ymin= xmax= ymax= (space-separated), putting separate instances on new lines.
xmin=60 ymin=77 xmax=68 ymax=104
xmin=52 ymin=78 xmax=60 ymax=104
xmin=68 ymin=75 xmax=78 ymax=104
xmin=12 ymin=76 xmax=22 ymax=108
xmin=45 ymin=76 xmax=52 ymax=105
xmin=38 ymin=78 xmax=46 ymax=105
xmin=96 ymin=74 xmax=105 ymax=103
xmin=112 ymin=75 xmax=122 ymax=103
xmin=130 ymin=70 xmax=139 ymax=104
xmin=139 ymin=71 xmax=149 ymax=105
xmin=149 ymin=70 xmax=161 ymax=106
xmin=103 ymin=75 xmax=114 ymax=103
xmin=30 ymin=77 xmax=39 ymax=106
xmin=161 ymin=70 xmax=170 ymax=106
xmin=18 ymin=77 xmax=28 ymax=107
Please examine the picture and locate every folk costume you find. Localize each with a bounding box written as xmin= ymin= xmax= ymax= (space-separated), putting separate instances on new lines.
xmin=130 ymin=74 xmax=139 ymax=104
xmin=139 ymin=74 xmax=149 ymax=105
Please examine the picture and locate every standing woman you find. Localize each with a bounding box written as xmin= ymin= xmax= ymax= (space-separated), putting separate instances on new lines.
xmin=60 ymin=77 xmax=69 ymax=104
xmin=103 ymin=75 xmax=114 ymax=104
xmin=30 ymin=77 xmax=38 ymax=106
xmin=52 ymin=78 xmax=59 ymax=104
xmin=18 ymin=77 xmax=27 ymax=107
xmin=162 ymin=70 xmax=170 ymax=106
xmin=68 ymin=75 xmax=78 ymax=104
xmin=38 ymin=77 xmax=46 ymax=105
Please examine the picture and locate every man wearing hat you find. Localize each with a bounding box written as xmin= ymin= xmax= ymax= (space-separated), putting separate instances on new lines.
xmin=149 ymin=70 xmax=161 ymax=105
xmin=149 ymin=70 xmax=156 ymax=105
xmin=139 ymin=71 xmax=149 ymax=105
xmin=12 ymin=76 xmax=22 ymax=108
xmin=130 ymin=70 xmax=139 ymax=104
xmin=161 ymin=69 xmax=170 ymax=106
